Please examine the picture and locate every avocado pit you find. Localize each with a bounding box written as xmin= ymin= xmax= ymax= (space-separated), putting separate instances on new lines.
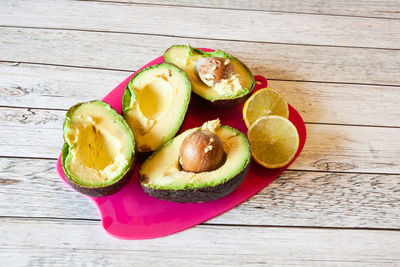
xmin=139 ymin=119 xmax=252 ymax=203
xmin=179 ymin=130 xmax=225 ymax=173
xmin=195 ymin=57 xmax=235 ymax=87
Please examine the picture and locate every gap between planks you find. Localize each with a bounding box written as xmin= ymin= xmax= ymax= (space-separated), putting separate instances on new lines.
xmin=1 ymin=216 xmax=400 ymax=232
xmin=3 ymin=59 xmax=400 ymax=88
xmin=78 ymin=0 xmax=400 ymax=21
xmin=1 ymin=154 xmax=399 ymax=177
xmin=1 ymin=105 xmax=399 ymax=129
xmin=2 ymin=0 xmax=400 ymax=49
xmin=1 ymin=24 xmax=400 ymax=52
xmin=1 ymin=27 xmax=399 ymax=87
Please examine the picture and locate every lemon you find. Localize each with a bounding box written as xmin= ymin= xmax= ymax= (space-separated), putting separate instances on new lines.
xmin=243 ymin=88 xmax=289 ymax=128
xmin=248 ymin=115 xmax=299 ymax=169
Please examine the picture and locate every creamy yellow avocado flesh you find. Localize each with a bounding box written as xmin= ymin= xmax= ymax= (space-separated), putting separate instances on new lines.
xmin=140 ymin=120 xmax=250 ymax=190
xmin=64 ymin=101 xmax=134 ymax=187
xmin=164 ymin=46 xmax=254 ymax=101
xmin=123 ymin=64 xmax=190 ymax=152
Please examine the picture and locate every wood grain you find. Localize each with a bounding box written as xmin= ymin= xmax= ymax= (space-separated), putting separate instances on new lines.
xmin=1 ymin=107 xmax=400 ymax=173
xmin=91 ymin=0 xmax=400 ymax=19
xmin=1 ymin=63 xmax=400 ymax=127
xmin=1 ymin=27 xmax=400 ymax=86
xmin=1 ymin=158 xmax=399 ymax=228
xmin=1 ymin=0 xmax=400 ymax=49
xmin=1 ymin=218 xmax=399 ymax=266
xmin=0 ymin=62 xmax=125 ymax=109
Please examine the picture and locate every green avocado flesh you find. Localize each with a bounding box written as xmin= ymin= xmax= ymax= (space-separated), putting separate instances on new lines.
xmin=164 ymin=45 xmax=255 ymax=104
xmin=62 ymin=101 xmax=135 ymax=193
xmin=122 ymin=63 xmax=191 ymax=152
xmin=139 ymin=120 xmax=251 ymax=202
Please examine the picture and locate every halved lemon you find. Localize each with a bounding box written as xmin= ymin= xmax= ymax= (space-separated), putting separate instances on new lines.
xmin=243 ymin=88 xmax=289 ymax=128
xmin=248 ymin=115 xmax=299 ymax=169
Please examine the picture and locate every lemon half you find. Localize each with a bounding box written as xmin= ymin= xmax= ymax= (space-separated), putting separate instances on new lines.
xmin=248 ymin=115 xmax=299 ymax=169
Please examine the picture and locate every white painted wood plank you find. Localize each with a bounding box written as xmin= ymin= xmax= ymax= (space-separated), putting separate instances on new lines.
xmin=269 ymin=80 xmax=400 ymax=127
xmin=1 ymin=218 xmax=399 ymax=266
xmin=1 ymin=27 xmax=400 ymax=86
xmin=1 ymin=63 xmax=400 ymax=127
xmin=96 ymin=0 xmax=400 ymax=19
xmin=290 ymin=124 xmax=400 ymax=173
xmin=1 ymin=0 xmax=400 ymax=49
xmin=1 ymin=107 xmax=400 ymax=173
xmin=0 ymin=62 xmax=126 ymax=109
xmin=0 ymin=107 xmax=64 ymax=158
xmin=1 ymin=158 xmax=399 ymax=228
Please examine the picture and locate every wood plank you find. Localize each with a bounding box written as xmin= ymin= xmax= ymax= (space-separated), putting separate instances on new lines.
xmin=1 ymin=0 xmax=400 ymax=49
xmin=1 ymin=107 xmax=400 ymax=173
xmin=1 ymin=158 xmax=399 ymax=228
xmin=1 ymin=27 xmax=400 ymax=86
xmin=2 ymin=63 xmax=400 ymax=127
xmin=291 ymin=124 xmax=400 ymax=173
xmin=92 ymin=0 xmax=400 ymax=19
xmin=1 ymin=218 xmax=399 ymax=266
xmin=0 ymin=107 xmax=64 ymax=159
xmin=0 ymin=62 xmax=125 ymax=109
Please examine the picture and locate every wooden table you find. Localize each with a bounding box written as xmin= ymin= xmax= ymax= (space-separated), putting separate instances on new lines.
xmin=1 ymin=1 xmax=400 ymax=265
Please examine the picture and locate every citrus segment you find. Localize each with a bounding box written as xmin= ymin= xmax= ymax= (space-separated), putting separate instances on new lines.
xmin=243 ymin=88 xmax=289 ymax=128
xmin=248 ymin=115 xmax=299 ymax=169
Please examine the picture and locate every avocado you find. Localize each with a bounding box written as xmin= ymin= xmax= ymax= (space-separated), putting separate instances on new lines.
xmin=164 ymin=45 xmax=255 ymax=107
xmin=61 ymin=101 xmax=135 ymax=197
xmin=139 ymin=119 xmax=251 ymax=203
xmin=122 ymin=63 xmax=191 ymax=152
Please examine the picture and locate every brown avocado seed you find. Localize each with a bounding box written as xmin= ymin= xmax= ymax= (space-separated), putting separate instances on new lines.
xmin=179 ymin=130 xmax=225 ymax=173
xmin=195 ymin=57 xmax=235 ymax=87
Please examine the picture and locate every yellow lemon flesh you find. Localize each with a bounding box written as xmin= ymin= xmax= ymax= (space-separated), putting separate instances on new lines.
xmin=243 ymin=88 xmax=289 ymax=128
xmin=248 ymin=115 xmax=299 ymax=169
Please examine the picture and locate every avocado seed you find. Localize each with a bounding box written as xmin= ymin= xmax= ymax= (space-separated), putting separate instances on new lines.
xmin=195 ymin=57 xmax=235 ymax=87
xmin=179 ymin=130 xmax=224 ymax=173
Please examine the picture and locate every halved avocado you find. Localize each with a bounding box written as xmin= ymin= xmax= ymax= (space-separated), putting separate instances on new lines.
xmin=61 ymin=101 xmax=135 ymax=197
xmin=139 ymin=120 xmax=251 ymax=203
xmin=122 ymin=63 xmax=191 ymax=152
xmin=164 ymin=45 xmax=255 ymax=107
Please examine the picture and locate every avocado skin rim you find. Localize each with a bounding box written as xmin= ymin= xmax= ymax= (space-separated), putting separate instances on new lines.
xmin=61 ymin=143 xmax=135 ymax=198
xmin=139 ymin=161 xmax=250 ymax=203
xmin=191 ymin=88 xmax=254 ymax=108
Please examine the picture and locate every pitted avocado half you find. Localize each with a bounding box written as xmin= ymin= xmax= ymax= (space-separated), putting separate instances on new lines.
xmin=164 ymin=45 xmax=255 ymax=107
xmin=61 ymin=101 xmax=135 ymax=197
xmin=139 ymin=120 xmax=251 ymax=203
xmin=122 ymin=63 xmax=191 ymax=152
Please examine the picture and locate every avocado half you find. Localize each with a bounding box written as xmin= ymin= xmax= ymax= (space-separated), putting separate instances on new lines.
xmin=122 ymin=63 xmax=191 ymax=152
xmin=139 ymin=120 xmax=251 ymax=203
xmin=61 ymin=101 xmax=135 ymax=197
xmin=164 ymin=45 xmax=255 ymax=107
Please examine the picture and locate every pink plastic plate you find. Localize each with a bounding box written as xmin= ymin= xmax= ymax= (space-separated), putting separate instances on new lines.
xmin=57 ymin=49 xmax=306 ymax=239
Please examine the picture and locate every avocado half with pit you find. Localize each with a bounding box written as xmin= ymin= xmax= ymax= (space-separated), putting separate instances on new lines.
xmin=164 ymin=45 xmax=255 ymax=107
xmin=139 ymin=120 xmax=251 ymax=203
xmin=122 ymin=63 xmax=191 ymax=152
xmin=61 ymin=101 xmax=135 ymax=197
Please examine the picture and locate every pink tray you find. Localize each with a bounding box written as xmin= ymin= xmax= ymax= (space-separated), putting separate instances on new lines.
xmin=57 ymin=49 xmax=307 ymax=239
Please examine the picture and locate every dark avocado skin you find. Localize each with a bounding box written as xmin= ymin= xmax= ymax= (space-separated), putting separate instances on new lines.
xmin=140 ymin=160 xmax=250 ymax=203
xmin=192 ymin=87 xmax=254 ymax=108
xmin=61 ymin=143 xmax=135 ymax=197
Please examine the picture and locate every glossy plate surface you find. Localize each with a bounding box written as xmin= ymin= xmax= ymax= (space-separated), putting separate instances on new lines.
xmin=57 ymin=49 xmax=307 ymax=239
